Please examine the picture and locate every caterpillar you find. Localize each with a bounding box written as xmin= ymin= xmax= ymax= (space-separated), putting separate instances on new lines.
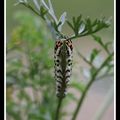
xmin=54 ymin=37 xmax=73 ymax=98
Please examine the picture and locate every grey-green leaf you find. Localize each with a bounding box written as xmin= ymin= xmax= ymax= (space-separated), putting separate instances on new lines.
xmin=58 ymin=12 xmax=67 ymax=32
xmin=78 ymin=23 xmax=85 ymax=34
xmin=41 ymin=0 xmax=49 ymax=10
xmin=33 ymin=0 xmax=40 ymax=10
xmin=48 ymin=0 xmax=54 ymax=15
xmin=42 ymin=0 xmax=58 ymax=23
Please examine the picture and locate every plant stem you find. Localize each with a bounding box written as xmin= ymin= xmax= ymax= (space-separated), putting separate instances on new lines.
xmin=71 ymin=75 xmax=96 ymax=120
xmin=76 ymin=49 xmax=96 ymax=69
xmin=71 ymin=52 xmax=113 ymax=120
xmin=66 ymin=28 xmax=106 ymax=41
xmin=55 ymin=98 xmax=63 ymax=120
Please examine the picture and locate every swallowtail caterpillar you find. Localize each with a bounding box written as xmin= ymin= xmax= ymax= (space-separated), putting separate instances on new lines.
xmin=54 ymin=37 xmax=73 ymax=98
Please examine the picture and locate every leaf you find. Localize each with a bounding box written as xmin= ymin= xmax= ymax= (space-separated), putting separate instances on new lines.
xmin=67 ymin=21 xmax=74 ymax=30
xmin=78 ymin=23 xmax=85 ymax=34
xmin=86 ymin=17 xmax=92 ymax=32
xmin=33 ymin=0 xmax=40 ymax=10
xmin=42 ymin=0 xmax=58 ymax=23
xmin=67 ymin=15 xmax=84 ymax=36
xmin=58 ymin=12 xmax=67 ymax=32
xmin=77 ymin=15 xmax=82 ymax=25
xmin=41 ymin=0 xmax=49 ymax=10
xmin=92 ymin=19 xmax=98 ymax=26
xmin=92 ymin=35 xmax=104 ymax=46
xmin=104 ymin=16 xmax=112 ymax=26
xmin=48 ymin=0 xmax=55 ymax=15
xmin=73 ymin=17 xmax=76 ymax=27
xmin=86 ymin=17 xmax=91 ymax=26
xmin=45 ymin=18 xmax=57 ymax=39
xmin=92 ymin=35 xmax=112 ymax=54
xmin=90 ymin=48 xmax=101 ymax=63
xmin=40 ymin=6 xmax=48 ymax=19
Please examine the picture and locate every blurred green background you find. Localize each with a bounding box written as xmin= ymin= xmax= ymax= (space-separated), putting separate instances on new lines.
xmin=6 ymin=0 xmax=114 ymax=120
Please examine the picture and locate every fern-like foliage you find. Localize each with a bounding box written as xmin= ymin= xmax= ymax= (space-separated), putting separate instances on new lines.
xmin=15 ymin=0 xmax=111 ymax=40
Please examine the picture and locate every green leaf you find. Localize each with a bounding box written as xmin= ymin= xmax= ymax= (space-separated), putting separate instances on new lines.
xmin=77 ymin=15 xmax=82 ymax=23
xmin=92 ymin=35 xmax=111 ymax=54
xmin=40 ymin=6 xmax=48 ymax=19
xmin=73 ymin=17 xmax=76 ymax=27
xmin=33 ymin=0 xmax=40 ymax=10
xmin=92 ymin=35 xmax=104 ymax=46
xmin=90 ymin=48 xmax=101 ymax=63
xmin=92 ymin=19 xmax=98 ymax=26
xmin=67 ymin=21 xmax=74 ymax=30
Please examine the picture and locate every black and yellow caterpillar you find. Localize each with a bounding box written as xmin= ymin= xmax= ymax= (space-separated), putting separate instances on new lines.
xmin=54 ymin=37 xmax=73 ymax=98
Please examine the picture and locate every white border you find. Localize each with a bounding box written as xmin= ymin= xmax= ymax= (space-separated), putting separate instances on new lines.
xmin=114 ymin=0 xmax=116 ymax=120
xmin=4 ymin=0 xmax=116 ymax=120
xmin=4 ymin=0 xmax=6 ymax=119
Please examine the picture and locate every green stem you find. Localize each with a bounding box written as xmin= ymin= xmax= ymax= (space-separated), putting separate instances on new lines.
xmin=71 ymin=75 xmax=96 ymax=120
xmin=66 ymin=28 xmax=105 ymax=41
xmin=76 ymin=49 xmax=96 ymax=69
xmin=71 ymin=52 xmax=113 ymax=120
xmin=55 ymin=98 xmax=63 ymax=120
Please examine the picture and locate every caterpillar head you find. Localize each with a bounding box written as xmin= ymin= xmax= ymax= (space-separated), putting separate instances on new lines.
xmin=54 ymin=39 xmax=73 ymax=56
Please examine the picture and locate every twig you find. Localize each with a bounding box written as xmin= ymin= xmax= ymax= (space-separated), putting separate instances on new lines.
xmin=76 ymin=49 xmax=96 ymax=69
xmin=66 ymin=28 xmax=106 ymax=41
xmin=71 ymin=52 xmax=113 ymax=120
xmin=55 ymin=98 xmax=63 ymax=120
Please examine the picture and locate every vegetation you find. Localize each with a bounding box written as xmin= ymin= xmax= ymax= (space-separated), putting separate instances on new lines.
xmin=6 ymin=0 xmax=114 ymax=120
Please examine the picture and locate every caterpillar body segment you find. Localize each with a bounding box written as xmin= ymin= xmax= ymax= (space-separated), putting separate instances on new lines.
xmin=54 ymin=38 xmax=73 ymax=98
